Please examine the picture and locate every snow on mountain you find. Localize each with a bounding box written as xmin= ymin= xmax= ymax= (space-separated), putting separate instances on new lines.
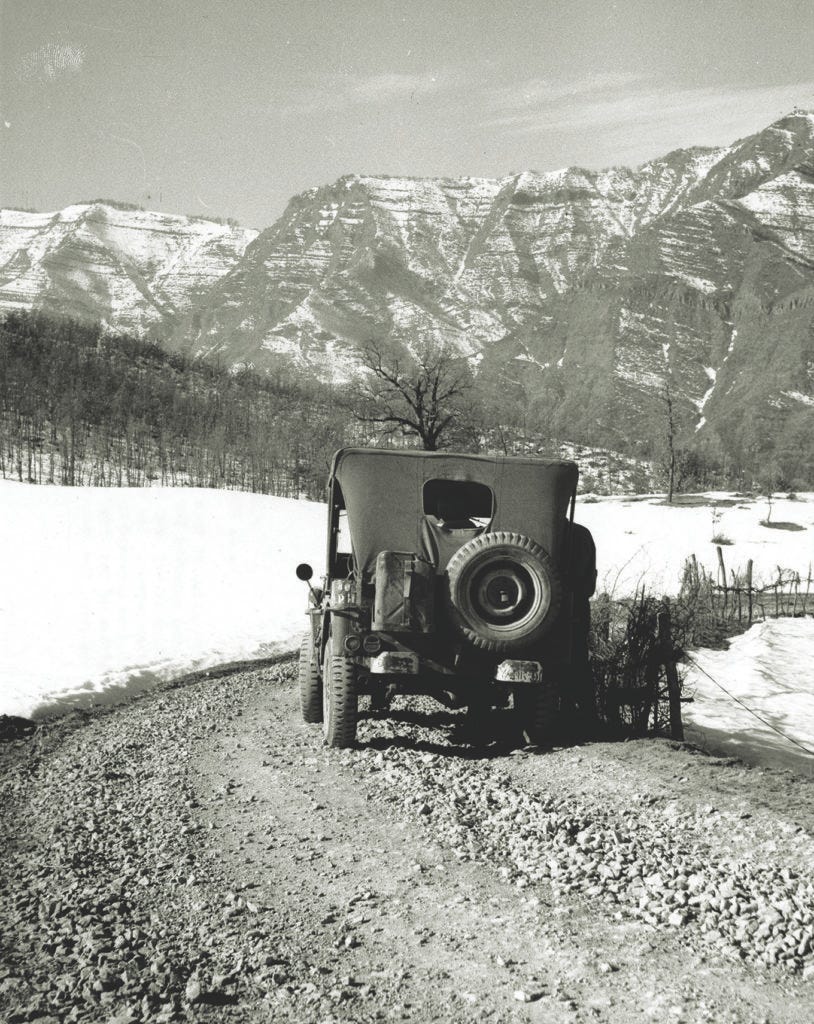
xmin=0 ymin=203 xmax=257 ymax=333
xmin=179 ymin=174 xmax=513 ymax=376
xmin=683 ymin=111 xmax=814 ymax=207
xmin=3 ymin=116 xmax=813 ymax=375
xmin=732 ymin=167 xmax=814 ymax=260
xmin=172 ymin=112 xmax=814 ymax=457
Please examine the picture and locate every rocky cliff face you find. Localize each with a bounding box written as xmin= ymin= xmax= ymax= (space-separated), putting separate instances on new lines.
xmin=2 ymin=113 xmax=813 ymax=481
xmin=177 ymin=113 xmax=812 ymax=360
xmin=171 ymin=112 xmax=814 ymax=479
xmin=0 ymin=203 xmax=257 ymax=333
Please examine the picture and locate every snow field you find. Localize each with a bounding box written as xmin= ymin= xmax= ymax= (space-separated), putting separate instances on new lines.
xmin=686 ymin=618 xmax=814 ymax=774
xmin=1 ymin=481 xmax=812 ymax=775
xmin=575 ymin=492 xmax=814 ymax=771
xmin=0 ymin=482 xmax=323 ymax=719
xmin=576 ymin=492 xmax=814 ymax=596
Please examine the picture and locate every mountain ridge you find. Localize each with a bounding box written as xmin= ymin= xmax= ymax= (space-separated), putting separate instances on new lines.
xmin=0 ymin=202 xmax=258 ymax=334
xmin=2 ymin=111 xmax=813 ymax=484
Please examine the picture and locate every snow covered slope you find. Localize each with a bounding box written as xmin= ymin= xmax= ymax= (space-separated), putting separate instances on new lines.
xmin=0 ymin=203 xmax=257 ymax=333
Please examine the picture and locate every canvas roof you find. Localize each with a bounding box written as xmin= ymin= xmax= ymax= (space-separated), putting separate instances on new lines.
xmin=331 ymin=448 xmax=578 ymax=574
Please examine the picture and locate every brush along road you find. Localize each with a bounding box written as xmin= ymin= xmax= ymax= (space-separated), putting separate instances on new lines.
xmin=1 ymin=661 xmax=813 ymax=1023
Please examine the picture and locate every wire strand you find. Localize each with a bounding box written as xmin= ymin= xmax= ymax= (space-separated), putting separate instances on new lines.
xmin=685 ymin=653 xmax=814 ymax=758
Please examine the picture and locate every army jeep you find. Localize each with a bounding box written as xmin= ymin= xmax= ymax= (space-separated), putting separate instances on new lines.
xmin=296 ymin=447 xmax=596 ymax=748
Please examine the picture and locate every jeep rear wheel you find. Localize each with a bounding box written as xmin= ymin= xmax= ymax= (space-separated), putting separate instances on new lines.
xmin=322 ymin=635 xmax=358 ymax=748
xmin=298 ymin=633 xmax=322 ymax=723
xmin=514 ymin=678 xmax=558 ymax=745
xmin=446 ymin=531 xmax=562 ymax=652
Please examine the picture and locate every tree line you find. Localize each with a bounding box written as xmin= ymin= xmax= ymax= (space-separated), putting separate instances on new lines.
xmin=0 ymin=311 xmax=351 ymax=498
xmin=2 ymin=310 xmax=804 ymax=500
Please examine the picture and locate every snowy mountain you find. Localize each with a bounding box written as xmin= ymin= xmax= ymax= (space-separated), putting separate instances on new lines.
xmin=169 ymin=112 xmax=814 ymax=478
xmin=177 ymin=113 xmax=814 ymax=377
xmin=0 ymin=203 xmax=257 ymax=333
xmin=2 ymin=113 xmax=813 ymax=477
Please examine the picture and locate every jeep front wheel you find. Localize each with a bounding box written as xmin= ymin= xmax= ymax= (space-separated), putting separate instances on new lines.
xmin=322 ymin=635 xmax=358 ymax=748
xmin=298 ymin=633 xmax=322 ymax=723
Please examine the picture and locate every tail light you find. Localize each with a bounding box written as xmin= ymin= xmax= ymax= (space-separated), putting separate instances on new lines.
xmin=344 ymin=634 xmax=362 ymax=654
xmin=362 ymin=634 xmax=382 ymax=655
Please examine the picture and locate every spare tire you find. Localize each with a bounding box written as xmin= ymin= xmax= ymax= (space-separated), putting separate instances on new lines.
xmin=445 ymin=531 xmax=562 ymax=652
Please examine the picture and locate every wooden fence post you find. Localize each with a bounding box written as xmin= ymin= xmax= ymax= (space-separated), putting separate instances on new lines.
xmin=746 ymin=559 xmax=754 ymax=626
xmin=658 ymin=598 xmax=684 ymax=741
xmin=717 ymin=545 xmax=727 ymax=619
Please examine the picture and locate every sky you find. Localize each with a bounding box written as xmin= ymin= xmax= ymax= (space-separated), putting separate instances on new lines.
xmin=2 ymin=0 xmax=814 ymax=229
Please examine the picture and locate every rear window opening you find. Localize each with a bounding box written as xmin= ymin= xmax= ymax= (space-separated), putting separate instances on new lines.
xmin=423 ymin=478 xmax=494 ymax=529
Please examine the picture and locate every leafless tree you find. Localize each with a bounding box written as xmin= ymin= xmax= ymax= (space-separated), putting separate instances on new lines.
xmin=355 ymin=339 xmax=475 ymax=451
xmin=663 ymin=376 xmax=677 ymax=503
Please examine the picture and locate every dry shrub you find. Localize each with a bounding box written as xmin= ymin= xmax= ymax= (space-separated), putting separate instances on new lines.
xmin=589 ymin=590 xmax=686 ymax=738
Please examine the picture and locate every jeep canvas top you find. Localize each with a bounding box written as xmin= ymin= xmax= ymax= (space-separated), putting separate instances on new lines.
xmin=329 ymin=448 xmax=578 ymax=574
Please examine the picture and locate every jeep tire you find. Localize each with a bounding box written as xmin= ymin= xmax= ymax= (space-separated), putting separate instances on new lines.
xmin=322 ymin=634 xmax=358 ymax=748
xmin=514 ymin=678 xmax=558 ymax=745
xmin=446 ymin=531 xmax=562 ymax=652
xmin=298 ymin=633 xmax=322 ymax=723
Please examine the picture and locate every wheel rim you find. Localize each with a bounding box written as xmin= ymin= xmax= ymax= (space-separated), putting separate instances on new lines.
xmin=463 ymin=554 xmax=550 ymax=637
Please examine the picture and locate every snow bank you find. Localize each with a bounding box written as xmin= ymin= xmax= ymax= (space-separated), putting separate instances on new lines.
xmin=685 ymin=618 xmax=814 ymax=775
xmin=576 ymin=492 xmax=814 ymax=773
xmin=0 ymin=482 xmax=323 ymax=719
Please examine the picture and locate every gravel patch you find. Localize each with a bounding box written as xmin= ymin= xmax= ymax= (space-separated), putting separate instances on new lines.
xmin=354 ymin=704 xmax=814 ymax=974
xmin=0 ymin=664 xmax=304 ymax=1024
xmin=2 ymin=663 xmax=813 ymax=1024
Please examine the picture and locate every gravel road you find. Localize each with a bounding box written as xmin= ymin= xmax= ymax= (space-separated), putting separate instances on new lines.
xmin=2 ymin=659 xmax=813 ymax=1023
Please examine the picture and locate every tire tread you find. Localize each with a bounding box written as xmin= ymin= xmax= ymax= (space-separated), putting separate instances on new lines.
xmin=298 ymin=633 xmax=322 ymax=723
xmin=514 ymin=676 xmax=558 ymax=745
xmin=323 ymin=652 xmax=358 ymax=748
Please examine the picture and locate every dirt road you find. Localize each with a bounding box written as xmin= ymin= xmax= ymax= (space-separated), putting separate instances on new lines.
xmin=2 ymin=660 xmax=813 ymax=1023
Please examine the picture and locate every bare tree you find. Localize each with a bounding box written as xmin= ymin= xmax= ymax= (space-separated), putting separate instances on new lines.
xmin=663 ymin=376 xmax=677 ymax=503
xmin=355 ymin=339 xmax=475 ymax=451
xmin=660 ymin=375 xmax=703 ymax=500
